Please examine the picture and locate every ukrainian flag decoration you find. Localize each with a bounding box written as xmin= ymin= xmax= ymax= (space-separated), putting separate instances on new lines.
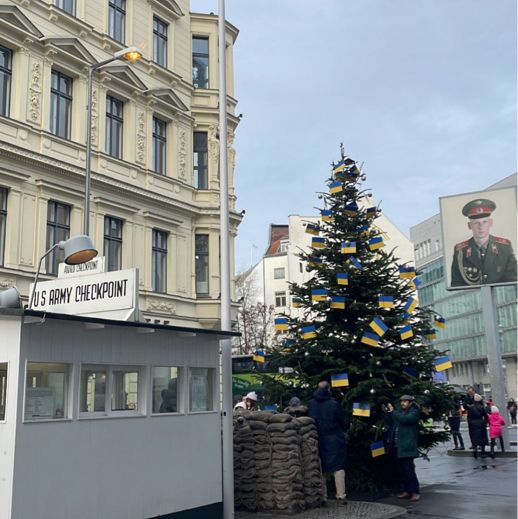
xmin=402 ymin=366 xmax=418 ymax=381
xmin=347 ymin=164 xmax=361 ymax=178
xmin=366 ymin=206 xmax=377 ymax=218
xmin=361 ymin=331 xmax=380 ymax=347
xmin=253 ymin=350 xmax=266 ymax=363
xmin=400 ymin=325 xmax=414 ymax=340
xmin=368 ymin=236 xmax=385 ymax=251
xmin=369 ymin=317 xmax=388 ymax=337
xmin=399 ymin=266 xmax=416 ymax=279
xmin=331 ymin=372 xmax=349 ymax=388
xmin=344 ymin=202 xmax=359 ymax=216
xmin=301 ymin=325 xmax=317 ymax=340
xmin=351 ymin=257 xmax=363 ymax=270
xmin=308 ymin=256 xmax=322 ymax=267
xmin=329 ymin=180 xmax=343 ymax=194
xmin=434 ymin=316 xmax=446 ymax=328
xmin=434 ymin=355 xmax=453 ymax=372
xmin=305 ymin=223 xmax=320 ymax=236
xmin=371 ymin=441 xmax=386 ymax=458
xmin=337 ymin=272 xmax=349 ymax=285
xmin=357 ymin=225 xmax=370 ymax=235
xmin=425 ymin=329 xmax=437 ymax=340
xmin=409 ymin=277 xmax=422 ymax=289
xmin=403 ymin=296 xmax=418 ymax=314
xmin=353 ymin=403 xmax=371 ymax=417
xmin=292 ymin=298 xmax=302 ymax=309
xmin=311 ymin=237 xmax=326 ymax=249
xmin=330 ymin=296 xmax=346 ymax=309
xmin=341 ymin=241 xmax=356 ymax=254
xmin=281 ymin=338 xmax=295 ymax=353
xmin=320 ymin=209 xmax=333 ymax=222
xmin=332 ymin=159 xmax=346 ymax=174
xmin=274 ymin=317 xmax=289 ymax=331
xmin=311 ymin=288 xmax=327 ymax=302
xmin=378 ymin=295 xmax=394 ymax=309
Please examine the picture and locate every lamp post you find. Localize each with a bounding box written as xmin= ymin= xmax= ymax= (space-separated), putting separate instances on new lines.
xmin=84 ymin=46 xmax=143 ymax=235
xmin=28 ymin=235 xmax=98 ymax=310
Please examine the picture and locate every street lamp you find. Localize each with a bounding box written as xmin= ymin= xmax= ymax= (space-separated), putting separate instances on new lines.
xmin=84 ymin=46 xmax=143 ymax=235
xmin=28 ymin=235 xmax=98 ymax=310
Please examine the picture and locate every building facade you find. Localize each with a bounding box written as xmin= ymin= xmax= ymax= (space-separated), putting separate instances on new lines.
xmin=410 ymin=174 xmax=517 ymax=398
xmin=0 ymin=0 xmax=242 ymax=328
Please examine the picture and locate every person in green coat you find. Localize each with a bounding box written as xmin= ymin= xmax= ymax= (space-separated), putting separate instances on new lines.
xmin=385 ymin=395 xmax=421 ymax=502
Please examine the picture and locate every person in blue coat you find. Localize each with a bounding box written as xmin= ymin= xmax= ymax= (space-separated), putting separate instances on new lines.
xmin=308 ymin=381 xmax=348 ymax=504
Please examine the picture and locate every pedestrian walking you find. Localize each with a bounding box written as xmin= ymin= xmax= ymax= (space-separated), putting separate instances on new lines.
xmin=506 ymin=398 xmax=517 ymax=426
xmin=488 ymin=405 xmax=506 ymax=458
xmin=308 ymin=381 xmax=348 ymax=504
xmin=448 ymin=398 xmax=465 ymax=450
xmin=283 ymin=396 xmax=308 ymax=417
xmin=466 ymin=394 xmax=489 ymax=458
xmin=384 ymin=395 xmax=421 ymax=502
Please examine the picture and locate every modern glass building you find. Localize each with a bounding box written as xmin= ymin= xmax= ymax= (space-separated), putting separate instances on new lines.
xmin=410 ymin=174 xmax=517 ymax=398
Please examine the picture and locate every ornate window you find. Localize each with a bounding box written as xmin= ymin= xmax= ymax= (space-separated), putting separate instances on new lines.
xmin=193 ymin=131 xmax=208 ymax=189
xmin=153 ymin=16 xmax=168 ymax=67
xmin=46 ymin=201 xmax=70 ymax=275
xmin=152 ymin=116 xmax=167 ymax=174
xmin=195 ymin=234 xmax=209 ymax=295
xmin=152 ymin=229 xmax=167 ymax=293
xmin=108 ymin=0 xmax=126 ymax=43
xmin=54 ymin=0 xmax=75 ymax=15
xmin=192 ymin=36 xmax=209 ymax=88
xmin=50 ymin=70 xmax=73 ymax=139
xmin=104 ymin=216 xmax=123 ymax=271
xmin=105 ymin=95 xmax=123 ymax=159
xmin=0 ymin=45 xmax=12 ymax=117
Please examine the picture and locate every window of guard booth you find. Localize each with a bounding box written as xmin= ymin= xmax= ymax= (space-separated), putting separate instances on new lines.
xmin=0 ymin=363 xmax=7 ymax=421
xmin=80 ymin=367 xmax=107 ymax=414
xmin=189 ymin=367 xmax=214 ymax=412
xmin=152 ymin=367 xmax=181 ymax=414
xmin=25 ymin=362 xmax=70 ymax=421
xmin=112 ymin=368 xmax=139 ymax=411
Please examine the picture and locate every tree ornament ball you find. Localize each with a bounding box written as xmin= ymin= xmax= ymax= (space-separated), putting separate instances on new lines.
xmin=424 ymin=389 xmax=430 ymax=395
xmin=376 ymin=361 xmax=381 ymax=366
xmin=369 ymin=388 xmax=376 ymax=394
xmin=304 ymin=351 xmax=309 ymax=357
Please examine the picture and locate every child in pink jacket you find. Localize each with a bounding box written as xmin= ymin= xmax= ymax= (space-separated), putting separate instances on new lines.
xmin=488 ymin=405 xmax=506 ymax=458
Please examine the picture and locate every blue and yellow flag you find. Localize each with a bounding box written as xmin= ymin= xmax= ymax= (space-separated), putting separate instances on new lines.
xmin=292 ymin=298 xmax=302 ymax=309
xmin=424 ymin=329 xmax=437 ymax=340
xmin=378 ymin=295 xmax=394 ymax=308
xmin=409 ymin=277 xmax=422 ymax=289
xmin=361 ymin=331 xmax=380 ymax=347
xmin=434 ymin=355 xmax=452 ymax=372
xmin=399 ymin=266 xmax=416 ymax=279
xmin=331 ymin=372 xmax=349 ymax=388
xmin=311 ymin=288 xmax=327 ymax=302
xmin=305 ymin=223 xmax=320 ymax=236
xmin=370 ymin=317 xmax=388 ymax=337
xmin=312 ymin=237 xmax=325 ymax=249
xmin=400 ymin=325 xmax=413 ymax=340
xmin=357 ymin=224 xmax=370 ymax=235
xmin=337 ymin=272 xmax=349 ymax=285
xmin=330 ymin=296 xmax=346 ymax=309
xmin=329 ymin=181 xmax=343 ymax=194
xmin=344 ymin=202 xmax=359 ymax=216
xmin=371 ymin=441 xmax=386 ymax=458
xmin=366 ymin=206 xmax=377 ymax=219
xmin=434 ymin=316 xmax=446 ymax=328
xmin=274 ymin=317 xmax=288 ymax=331
xmin=351 ymin=257 xmax=362 ymax=270
xmin=301 ymin=325 xmax=317 ymax=340
xmin=403 ymin=296 xmax=418 ymax=314
xmin=253 ymin=350 xmax=265 ymax=363
xmin=353 ymin=403 xmax=371 ymax=417
xmin=308 ymin=256 xmax=322 ymax=267
xmin=333 ymin=159 xmax=346 ymax=174
xmin=341 ymin=241 xmax=356 ymax=254
xmin=320 ymin=209 xmax=333 ymax=222
xmin=402 ymin=367 xmax=418 ymax=381
xmin=368 ymin=236 xmax=385 ymax=251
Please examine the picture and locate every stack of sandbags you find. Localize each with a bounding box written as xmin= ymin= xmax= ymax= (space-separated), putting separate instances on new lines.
xmin=267 ymin=414 xmax=305 ymax=514
xmin=247 ymin=412 xmax=274 ymax=510
xmin=296 ymin=416 xmax=327 ymax=508
xmin=233 ymin=412 xmax=257 ymax=511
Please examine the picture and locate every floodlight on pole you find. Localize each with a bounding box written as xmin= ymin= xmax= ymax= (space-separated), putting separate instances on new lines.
xmin=28 ymin=235 xmax=98 ymax=310
xmin=84 ymin=46 xmax=143 ymax=235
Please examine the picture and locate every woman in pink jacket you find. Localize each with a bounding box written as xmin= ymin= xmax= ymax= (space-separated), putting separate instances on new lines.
xmin=488 ymin=405 xmax=506 ymax=458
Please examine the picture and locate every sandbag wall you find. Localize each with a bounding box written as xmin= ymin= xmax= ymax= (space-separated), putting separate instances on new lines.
xmin=233 ymin=412 xmax=326 ymax=514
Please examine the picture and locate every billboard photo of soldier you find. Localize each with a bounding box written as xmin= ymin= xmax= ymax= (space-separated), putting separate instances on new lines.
xmin=440 ymin=186 xmax=517 ymax=289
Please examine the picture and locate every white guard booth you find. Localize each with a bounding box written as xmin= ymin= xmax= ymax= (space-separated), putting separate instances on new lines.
xmin=0 ymin=308 xmax=236 ymax=519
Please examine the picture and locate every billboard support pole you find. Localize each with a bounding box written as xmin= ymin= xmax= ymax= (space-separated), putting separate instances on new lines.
xmin=481 ymin=285 xmax=509 ymax=449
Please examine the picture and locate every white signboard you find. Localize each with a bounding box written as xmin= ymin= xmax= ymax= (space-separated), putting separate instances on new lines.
xmin=58 ymin=257 xmax=105 ymax=279
xmin=29 ymin=268 xmax=138 ymax=320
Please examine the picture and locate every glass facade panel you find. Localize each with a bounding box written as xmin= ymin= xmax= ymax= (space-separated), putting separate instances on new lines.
xmin=152 ymin=366 xmax=179 ymax=413
xmin=189 ymin=367 xmax=214 ymax=412
xmin=25 ymin=362 xmax=69 ymax=420
xmin=46 ymin=201 xmax=70 ymax=275
xmin=192 ymin=36 xmax=209 ymax=88
xmin=0 ymin=45 xmax=12 ymax=117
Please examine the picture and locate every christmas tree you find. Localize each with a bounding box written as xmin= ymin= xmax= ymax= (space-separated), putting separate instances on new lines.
xmin=264 ymin=145 xmax=452 ymax=492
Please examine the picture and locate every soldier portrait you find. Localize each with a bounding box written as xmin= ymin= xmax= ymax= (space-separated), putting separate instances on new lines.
xmin=441 ymin=188 xmax=517 ymax=289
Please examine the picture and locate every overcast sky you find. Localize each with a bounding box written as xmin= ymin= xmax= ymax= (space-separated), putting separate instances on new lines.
xmin=191 ymin=0 xmax=517 ymax=272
